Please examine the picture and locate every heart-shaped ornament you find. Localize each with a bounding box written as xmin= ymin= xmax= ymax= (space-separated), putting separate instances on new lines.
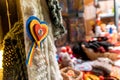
xmin=26 ymin=16 xmax=48 ymax=66
xmin=34 ymin=24 xmax=48 ymax=46
xmin=29 ymin=20 xmax=48 ymax=47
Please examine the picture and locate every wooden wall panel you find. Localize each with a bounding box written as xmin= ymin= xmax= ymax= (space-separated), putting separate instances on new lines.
xmin=0 ymin=0 xmax=22 ymax=49
xmin=0 ymin=0 xmax=9 ymax=38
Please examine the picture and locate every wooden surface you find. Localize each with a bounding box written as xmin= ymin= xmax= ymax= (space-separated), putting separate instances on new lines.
xmin=0 ymin=69 xmax=3 ymax=80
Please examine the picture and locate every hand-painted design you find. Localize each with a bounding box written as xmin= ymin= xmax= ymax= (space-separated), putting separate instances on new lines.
xmin=26 ymin=16 xmax=48 ymax=66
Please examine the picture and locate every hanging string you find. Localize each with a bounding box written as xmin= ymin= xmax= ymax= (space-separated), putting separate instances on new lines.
xmin=5 ymin=0 xmax=11 ymax=31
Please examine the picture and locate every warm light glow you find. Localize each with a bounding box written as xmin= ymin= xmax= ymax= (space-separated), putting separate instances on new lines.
xmin=0 ymin=50 xmax=3 ymax=69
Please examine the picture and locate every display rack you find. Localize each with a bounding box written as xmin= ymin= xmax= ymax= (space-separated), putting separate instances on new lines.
xmin=97 ymin=0 xmax=114 ymax=24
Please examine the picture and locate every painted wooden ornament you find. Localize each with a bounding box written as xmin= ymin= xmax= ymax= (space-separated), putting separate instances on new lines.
xmin=26 ymin=16 xmax=48 ymax=66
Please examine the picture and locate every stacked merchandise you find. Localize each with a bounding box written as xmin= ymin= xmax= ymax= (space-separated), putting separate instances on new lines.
xmin=57 ymin=37 xmax=120 ymax=79
xmin=81 ymin=37 xmax=119 ymax=61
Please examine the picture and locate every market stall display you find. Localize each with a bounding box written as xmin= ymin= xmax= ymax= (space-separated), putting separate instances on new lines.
xmin=61 ymin=67 xmax=83 ymax=80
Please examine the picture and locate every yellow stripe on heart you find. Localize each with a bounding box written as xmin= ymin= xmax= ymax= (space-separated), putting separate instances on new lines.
xmin=30 ymin=20 xmax=40 ymax=45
